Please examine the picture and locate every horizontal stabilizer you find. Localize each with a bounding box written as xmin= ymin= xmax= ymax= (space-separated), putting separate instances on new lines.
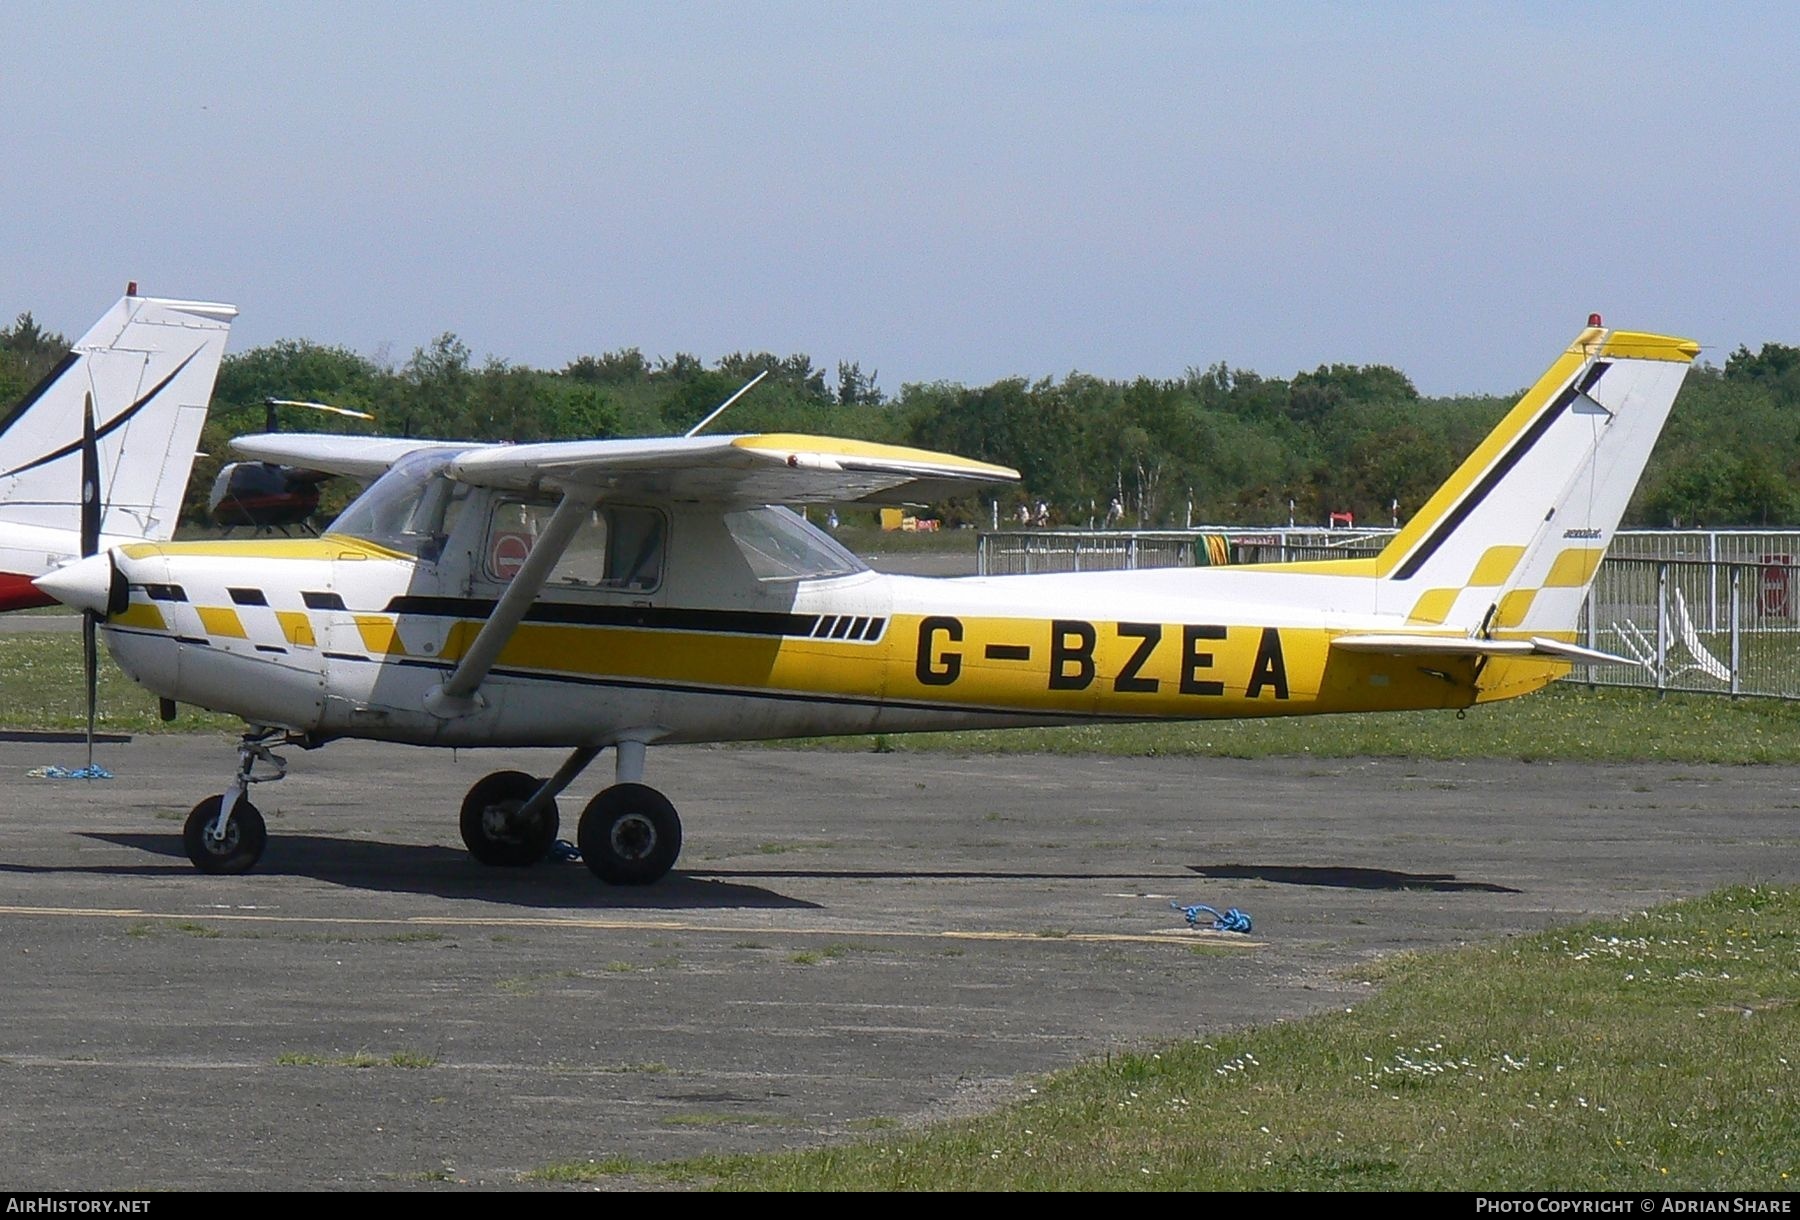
xmin=1330 ymin=633 xmax=1640 ymax=668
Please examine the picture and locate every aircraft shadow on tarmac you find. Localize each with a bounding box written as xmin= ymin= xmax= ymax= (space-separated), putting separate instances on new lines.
xmin=1188 ymin=863 xmax=1522 ymax=894
xmin=69 ymin=833 xmax=820 ymax=910
xmin=699 ymin=867 xmax=1197 ymax=881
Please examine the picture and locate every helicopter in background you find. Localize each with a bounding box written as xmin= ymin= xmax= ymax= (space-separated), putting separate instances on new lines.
xmin=208 ymin=398 xmax=374 ymax=534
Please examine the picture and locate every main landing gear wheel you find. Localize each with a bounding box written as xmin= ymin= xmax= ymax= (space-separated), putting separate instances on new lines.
xmin=183 ymin=795 xmax=267 ymax=875
xmin=459 ymin=770 xmax=560 ymax=866
xmin=578 ymin=783 xmax=681 ymax=886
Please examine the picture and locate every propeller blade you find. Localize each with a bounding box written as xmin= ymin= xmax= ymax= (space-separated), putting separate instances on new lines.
xmin=80 ymin=392 xmax=100 ymax=558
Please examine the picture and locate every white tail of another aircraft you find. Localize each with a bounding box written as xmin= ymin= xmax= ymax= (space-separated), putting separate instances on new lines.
xmin=0 ymin=289 xmax=235 ymax=609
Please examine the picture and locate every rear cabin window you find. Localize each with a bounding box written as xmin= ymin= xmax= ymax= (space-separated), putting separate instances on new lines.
xmin=484 ymin=500 xmax=666 ymax=592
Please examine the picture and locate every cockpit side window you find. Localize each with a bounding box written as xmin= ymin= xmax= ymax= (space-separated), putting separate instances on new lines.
xmin=722 ymin=505 xmax=866 ymax=581
xmin=483 ymin=499 xmax=666 ymax=592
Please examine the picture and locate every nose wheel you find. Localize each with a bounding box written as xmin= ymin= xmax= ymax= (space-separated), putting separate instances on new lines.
xmin=578 ymin=784 xmax=682 ymax=885
xmin=181 ymin=729 xmax=287 ymax=875
xmin=183 ymin=795 xmax=267 ymax=874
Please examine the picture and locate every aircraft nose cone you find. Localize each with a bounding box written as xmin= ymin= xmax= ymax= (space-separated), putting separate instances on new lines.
xmin=34 ymin=553 xmax=118 ymax=616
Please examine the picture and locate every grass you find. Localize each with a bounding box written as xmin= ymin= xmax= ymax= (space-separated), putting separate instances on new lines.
xmin=523 ymin=1157 xmax=672 ymax=1184
xmin=0 ymin=631 xmax=238 ymax=734
xmin=275 ymin=1050 xmax=438 ymax=1069
xmin=528 ymin=885 xmax=1796 ymax=1191
xmin=761 ymin=683 xmax=1800 ymax=764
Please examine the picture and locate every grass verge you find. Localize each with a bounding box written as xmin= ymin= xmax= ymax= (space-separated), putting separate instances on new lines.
xmin=764 ymin=683 xmax=1800 ymax=764
xmin=528 ymin=885 xmax=1797 ymax=1190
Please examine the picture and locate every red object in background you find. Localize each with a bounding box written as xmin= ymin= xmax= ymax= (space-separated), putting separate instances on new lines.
xmin=0 ymin=571 xmax=55 ymax=611
xmin=1329 ymin=511 xmax=1354 ymax=528
xmin=1761 ymin=554 xmax=1792 ymax=618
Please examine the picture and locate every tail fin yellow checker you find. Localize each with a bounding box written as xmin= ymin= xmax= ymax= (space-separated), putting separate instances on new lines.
xmin=33 ymin=322 xmax=1698 ymax=882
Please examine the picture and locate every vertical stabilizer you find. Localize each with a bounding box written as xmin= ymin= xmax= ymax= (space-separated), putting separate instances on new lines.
xmin=1374 ymin=326 xmax=1697 ymax=638
xmin=0 ymin=291 xmax=236 ymax=541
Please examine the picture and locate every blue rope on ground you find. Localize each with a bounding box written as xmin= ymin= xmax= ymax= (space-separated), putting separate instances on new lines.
xmin=1171 ymin=900 xmax=1252 ymax=933
xmin=549 ymin=839 xmax=582 ymax=862
xmin=28 ymin=764 xmax=114 ymax=780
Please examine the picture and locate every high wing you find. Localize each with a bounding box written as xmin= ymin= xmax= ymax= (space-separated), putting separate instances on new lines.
xmin=229 ymin=432 xmax=472 ymax=482
xmin=1330 ymin=633 xmax=1638 ymax=667
xmin=445 ymin=433 xmax=1020 ymax=505
xmin=231 ymin=431 xmax=1020 ymax=506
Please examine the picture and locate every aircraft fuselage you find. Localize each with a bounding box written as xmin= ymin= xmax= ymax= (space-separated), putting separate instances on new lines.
xmin=96 ymin=521 xmax=1552 ymax=751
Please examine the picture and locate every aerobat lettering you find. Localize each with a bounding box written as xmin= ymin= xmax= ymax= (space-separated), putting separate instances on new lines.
xmin=914 ymin=617 xmax=1289 ymax=699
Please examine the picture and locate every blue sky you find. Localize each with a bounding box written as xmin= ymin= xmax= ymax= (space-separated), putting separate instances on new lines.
xmin=4 ymin=2 xmax=1795 ymax=396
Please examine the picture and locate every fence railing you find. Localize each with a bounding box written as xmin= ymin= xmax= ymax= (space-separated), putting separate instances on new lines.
xmin=975 ymin=529 xmax=1800 ymax=700
xmin=1580 ymin=558 xmax=1800 ymax=698
xmin=976 ymin=527 xmax=1396 ymax=574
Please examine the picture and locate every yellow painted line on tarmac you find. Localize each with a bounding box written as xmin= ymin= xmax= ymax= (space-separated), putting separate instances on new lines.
xmin=0 ymin=904 xmax=1258 ymax=948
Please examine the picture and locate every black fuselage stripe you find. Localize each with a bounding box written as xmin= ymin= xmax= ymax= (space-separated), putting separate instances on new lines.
xmin=1389 ymin=376 xmax=1589 ymax=581
xmin=381 ymin=595 xmax=822 ymax=638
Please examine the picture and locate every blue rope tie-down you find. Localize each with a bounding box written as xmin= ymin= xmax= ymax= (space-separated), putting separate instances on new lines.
xmin=1171 ymin=901 xmax=1252 ymax=933
xmin=28 ymin=764 xmax=114 ymax=780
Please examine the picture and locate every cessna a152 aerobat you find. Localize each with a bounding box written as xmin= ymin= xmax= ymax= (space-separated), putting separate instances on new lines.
xmin=0 ymin=288 xmax=236 ymax=608
xmin=35 ymin=320 xmax=1697 ymax=885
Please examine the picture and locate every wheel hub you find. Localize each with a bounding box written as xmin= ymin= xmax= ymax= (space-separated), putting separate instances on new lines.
xmin=481 ymin=802 xmax=527 ymax=842
xmin=203 ymin=823 xmax=239 ymax=853
xmin=610 ymin=813 xmax=657 ymax=861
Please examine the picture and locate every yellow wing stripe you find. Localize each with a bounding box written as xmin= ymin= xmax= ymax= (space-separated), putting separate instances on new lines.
xmin=732 ymin=433 xmax=1019 ymax=478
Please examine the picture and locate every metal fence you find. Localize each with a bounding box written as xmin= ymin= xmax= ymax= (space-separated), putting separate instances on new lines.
xmin=1581 ymin=558 xmax=1800 ymax=698
xmin=975 ymin=528 xmax=1800 ymax=700
xmin=976 ymin=527 xmax=1397 ymax=574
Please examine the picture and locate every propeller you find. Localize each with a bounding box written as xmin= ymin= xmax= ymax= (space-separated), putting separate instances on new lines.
xmin=79 ymin=392 xmax=101 ymax=774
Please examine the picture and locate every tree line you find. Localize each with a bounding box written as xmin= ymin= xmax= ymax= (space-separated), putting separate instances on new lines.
xmin=5 ymin=309 xmax=1800 ymax=530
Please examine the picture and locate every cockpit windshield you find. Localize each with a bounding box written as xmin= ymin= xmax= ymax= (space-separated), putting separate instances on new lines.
xmin=723 ymin=506 xmax=867 ymax=581
xmin=326 ymin=448 xmax=473 ymax=559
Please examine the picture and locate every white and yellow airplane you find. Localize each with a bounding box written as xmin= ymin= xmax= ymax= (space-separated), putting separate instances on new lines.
xmin=35 ymin=321 xmax=1697 ymax=884
xmin=0 ymin=288 xmax=236 ymax=608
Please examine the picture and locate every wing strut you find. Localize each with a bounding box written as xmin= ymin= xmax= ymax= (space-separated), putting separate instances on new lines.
xmin=424 ymin=487 xmax=598 ymax=719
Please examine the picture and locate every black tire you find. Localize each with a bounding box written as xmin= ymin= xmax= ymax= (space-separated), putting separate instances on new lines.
xmin=577 ymin=783 xmax=681 ymax=885
xmin=459 ymin=770 xmax=559 ymax=866
xmin=183 ymin=795 xmax=268 ymax=875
